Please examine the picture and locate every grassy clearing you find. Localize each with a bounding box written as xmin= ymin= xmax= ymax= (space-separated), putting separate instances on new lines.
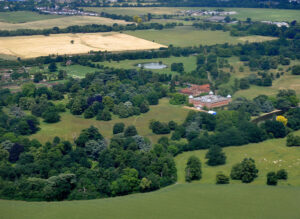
xmin=125 ymin=26 xmax=275 ymax=47
xmin=230 ymin=59 xmax=300 ymax=99
xmin=0 ymin=11 xmax=62 ymax=23
xmin=98 ymin=56 xmax=197 ymax=75
xmin=0 ymin=15 xmax=131 ymax=30
xmin=30 ymin=98 xmax=189 ymax=144
xmin=0 ymin=32 xmax=165 ymax=58
xmin=175 ymin=130 xmax=300 ymax=185
xmin=1 ymin=183 xmax=299 ymax=219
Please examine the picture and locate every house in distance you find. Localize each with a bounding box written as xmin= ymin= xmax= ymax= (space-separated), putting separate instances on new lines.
xmin=189 ymin=91 xmax=232 ymax=109
xmin=180 ymin=83 xmax=211 ymax=96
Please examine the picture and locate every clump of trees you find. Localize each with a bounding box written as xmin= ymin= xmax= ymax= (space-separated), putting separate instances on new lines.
xmin=185 ymin=156 xmax=202 ymax=182
xmin=149 ymin=120 xmax=171 ymax=134
xmin=266 ymin=169 xmax=288 ymax=186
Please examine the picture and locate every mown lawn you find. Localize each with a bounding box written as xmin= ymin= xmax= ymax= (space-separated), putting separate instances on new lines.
xmin=125 ymin=26 xmax=274 ymax=47
xmin=1 ymin=183 xmax=300 ymax=219
xmin=30 ymin=98 xmax=189 ymax=144
xmin=175 ymin=130 xmax=300 ymax=185
xmin=98 ymin=55 xmax=197 ymax=74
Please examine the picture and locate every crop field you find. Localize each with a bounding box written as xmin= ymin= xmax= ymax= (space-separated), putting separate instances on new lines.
xmin=0 ymin=16 xmax=131 ymax=30
xmin=98 ymin=56 xmax=197 ymax=75
xmin=176 ymin=130 xmax=300 ymax=185
xmin=0 ymin=11 xmax=62 ymax=23
xmin=30 ymin=98 xmax=189 ymax=144
xmin=125 ymin=26 xmax=276 ymax=47
xmin=0 ymin=32 xmax=166 ymax=58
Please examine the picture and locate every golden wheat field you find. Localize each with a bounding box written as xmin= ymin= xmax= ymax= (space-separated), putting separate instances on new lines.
xmin=0 ymin=32 xmax=166 ymax=58
xmin=0 ymin=16 xmax=131 ymax=30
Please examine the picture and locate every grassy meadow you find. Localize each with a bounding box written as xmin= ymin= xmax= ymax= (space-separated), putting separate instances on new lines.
xmin=30 ymin=98 xmax=189 ymax=144
xmin=1 ymin=184 xmax=300 ymax=219
xmin=125 ymin=26 xmax=275 ymax=47
xmin=98 ymin=55 xmax=197 ymax=75
xmin=175 ymin=130 xmax=300 ymax=185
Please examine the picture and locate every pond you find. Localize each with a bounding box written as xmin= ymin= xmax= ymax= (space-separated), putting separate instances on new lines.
xmin=137 ymin=62 xmax=167 ymax=70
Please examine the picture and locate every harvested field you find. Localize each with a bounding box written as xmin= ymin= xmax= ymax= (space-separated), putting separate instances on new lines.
xmin=0 ymin=16 xmax=131 ymax=30
xmin=0 ymin=32 xmax=166 ymax=58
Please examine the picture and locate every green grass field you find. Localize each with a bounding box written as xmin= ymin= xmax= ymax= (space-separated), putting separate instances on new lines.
xmin=30 ymin=98 xmax=189 ymax=144
xmin=84 ymin=7 xmax=300 ymax=22
xmin=175 ymin=130 xmax=300 ymax=185
xmin=98 ymin=55 xmax=197 ymax=74
xmin=1 ymin=184 xmax=299 ymax=219
xmin=125 ymin=26 xmax=275 ymax=47
xmin=83 ymin=7 xmax=181 ymax=16
xmin=0 ymin=11 xmax=62 ymax=23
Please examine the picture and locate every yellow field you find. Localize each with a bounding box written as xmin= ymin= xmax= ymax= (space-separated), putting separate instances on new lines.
xmin=0 ymin=16 xmax=131 ymax=30
xmin=0 ymin=32 xmax=166 ymax=58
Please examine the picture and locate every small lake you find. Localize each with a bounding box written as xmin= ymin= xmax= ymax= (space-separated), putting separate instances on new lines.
xmin=137 ymin=62 xmax=167 ymax=70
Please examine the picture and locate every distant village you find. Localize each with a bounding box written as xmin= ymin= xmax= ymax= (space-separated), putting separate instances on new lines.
xmin=36 ymin=7 xmax=99 ymax=16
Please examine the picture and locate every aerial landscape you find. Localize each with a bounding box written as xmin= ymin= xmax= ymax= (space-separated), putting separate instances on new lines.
xmin=0 ymin=0 xmax=300 ymax=218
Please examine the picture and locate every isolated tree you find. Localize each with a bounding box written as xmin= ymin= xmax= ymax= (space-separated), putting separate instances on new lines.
xmin=124 ymin=125 xmax=138 ymax=137
xmin=277 ymin=169 xmax=288 ymax=180
xmin=48 ymin=63 xmax=57 ymax=72
xmin=113 ymin=123 xmax=125 ymax=134
xmin=205 ymin=145 xmax=226 ymax=166
xmin=185 ymin=156 xmax=202 ymax=182
xmin=267 ymin=172 xmax=278 ymax=186
xmin=276 ymin=116 xmax=288 ymax=126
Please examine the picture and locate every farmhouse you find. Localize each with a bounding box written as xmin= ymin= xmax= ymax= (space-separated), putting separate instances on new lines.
xmin=189 ymin=92 xmax=231 ymax=109
xmin=180 ymin=84 xmax=210 ymax=96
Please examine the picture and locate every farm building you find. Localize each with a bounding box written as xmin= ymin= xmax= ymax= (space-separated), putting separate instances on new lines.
xmin=189 ymin=92 xmax=231 ymax=109
xmin=180 ymin=84 xmax=210 ymax=96
xmin=206 ymin=16 xmax=225 ymax=22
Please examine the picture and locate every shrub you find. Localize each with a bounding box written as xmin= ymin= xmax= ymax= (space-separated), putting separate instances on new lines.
xmin=216 ymin=173 xmax=230 ymax=184
xmin=267 ymin=172 xmax=278 ymax=186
